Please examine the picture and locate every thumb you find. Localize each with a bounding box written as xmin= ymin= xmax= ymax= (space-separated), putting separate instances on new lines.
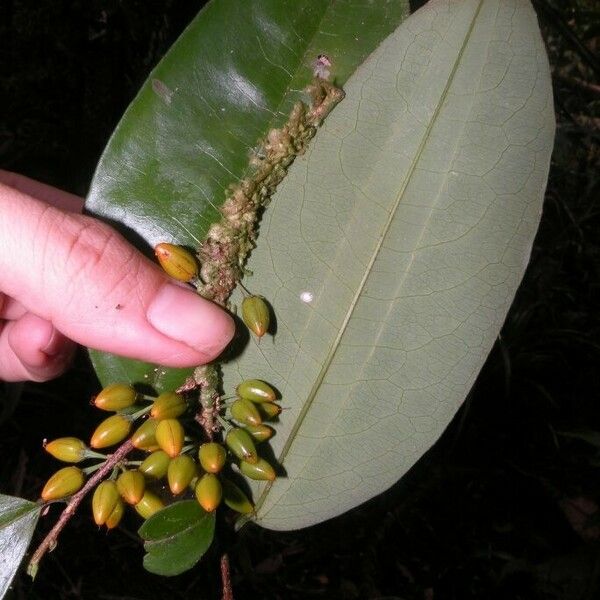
xmin=0 ymin=182 xmax=235 ymax=367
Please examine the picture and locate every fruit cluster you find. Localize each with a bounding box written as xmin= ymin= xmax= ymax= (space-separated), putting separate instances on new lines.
xmin=41 ymin=378 xmax=281 ymax=527
xmin=40 ymin=242 xmax=278 ymax=538
xmin=32 ymin=70 xmax=345 ymax=575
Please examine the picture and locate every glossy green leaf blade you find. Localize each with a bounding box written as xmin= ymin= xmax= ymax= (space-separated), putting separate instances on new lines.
xmin=0 ymin=495 xmax=41 ymax=596
xmin=222 ymin=0 xmax=556 ymax=529
xmin=138 ymin=500 xmax=215 ymax=576
xmin=85 ymin=0 xmax=410 ymax=391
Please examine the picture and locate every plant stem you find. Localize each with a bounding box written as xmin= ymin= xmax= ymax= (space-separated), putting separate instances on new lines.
xmin=220 ymin=553 xmax=234 ymax=600
xmin=192 ymin=363 xmax=221 ymax=440
xmin=27 ymin=440 xmax=135 ymax=579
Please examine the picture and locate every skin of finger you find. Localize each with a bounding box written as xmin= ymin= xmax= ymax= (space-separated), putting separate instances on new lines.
xmin=0 ymin=169 xmax=84 ymax=213
xmin=0 ymin=293 xmax=28 ymax=320
xmin=0 ymin=314 xmax=76 ymax=382
xmin=0 ymin=183 xmax=234 ymax=366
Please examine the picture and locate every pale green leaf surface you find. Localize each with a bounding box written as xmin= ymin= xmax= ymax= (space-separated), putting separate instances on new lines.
xmin=0 ymin=495 xmax=40 ymax=597
xmin=223 ymin=0 xmax=555 ymax=530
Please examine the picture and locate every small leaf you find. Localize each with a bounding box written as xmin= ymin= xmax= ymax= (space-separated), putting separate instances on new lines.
xmin=0 ymin=494 xmax=41 ymax=595
xmin=138 ymin=500 xmax=215 ymax=576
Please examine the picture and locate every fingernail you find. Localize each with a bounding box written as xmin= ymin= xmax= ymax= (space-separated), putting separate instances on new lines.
xmin=147 ymin=284 xmax=234 ymax=359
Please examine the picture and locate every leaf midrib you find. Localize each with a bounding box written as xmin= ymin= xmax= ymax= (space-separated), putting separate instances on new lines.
xmin=253 ymin=0 xmax=487 ymax=517
xmin=0 ymin=503 xmax=39 ymax=530
xmin=142 ymin=506 xmax=211 ymax=546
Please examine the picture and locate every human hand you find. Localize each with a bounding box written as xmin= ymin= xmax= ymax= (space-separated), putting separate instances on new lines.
xmin=0 ymin=170 xmax=235 ymax=382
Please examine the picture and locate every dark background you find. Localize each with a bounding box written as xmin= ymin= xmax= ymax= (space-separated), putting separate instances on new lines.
xmin=1 ymin=1 xmax=599 ymax=598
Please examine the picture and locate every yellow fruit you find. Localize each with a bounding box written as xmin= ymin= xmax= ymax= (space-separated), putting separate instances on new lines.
xmin=155 ymin=418 xmax=184 ymax=458
xmin=105 ymin=498 xmax=125 ymax=529
xmin=93 ymin=383 xmax=137 ymax=411
xmin=154 ymin=243 xmax=198 ymax=282
xmin=244 ymin=424 xmax=274 ymax=443
xmin=241 ymin=295 xmax=270 ymax=337
xmin=198 ymin=442 xmax=227 ymax=474
xmin=90 ymin=414 xmax=132 ymax=449
xmin=134 ymin=491 xmax=164 ymax=519
xmin=167 ymin=455 xmax=197 ymax=495
xmin=41 ymin=466 xmax=85 ymax=502
xmin=236 ymin=379 xmax=276 ymax=403
xmin=222 ymin=478 xmax=254 ymax=515
xmin=116 ymin=470 xmax=145 ymax=505
xmin=139 ymin=450 xmax=170 ymax=479
xmin=44 ymin=437 xmax=87 ymax=463
xmin=239 ymin=458 xmax=276 ymax=481
xmin=231 ymin=398 xmax=262 ymax=427
xmin=131 ymin=419 xmax=158 ymax=450
xmin=195 ymin=474 xmax=222 ymax=512
xmin=150 ymin=391 xmax=187 ymax=420
xmin=258 ymin=402 xmax=282 ymax=421
xmin=92 ymin=480 xmax=119 ymax=526
xmin=225 ymin=428 xmax=257 ymax=464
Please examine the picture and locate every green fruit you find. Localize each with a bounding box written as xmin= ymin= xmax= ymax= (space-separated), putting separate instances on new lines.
xmin=44 ymin=437 xmax=87 ymax=463
xmin=225 ymin=428 xmax=258 ymax=464
xmin=239 ymin=458 xmax=276 ymax=482
xmin=222 ymin=478 xmax=254 ymax=515
xmin=93 ymin=383 xmax=137 ymax=411
xmin=150 ymin=391 xmax=187 ymax=420
xmin=155 ymin=418 xmax=184 ymax=458
xmin=231 ymin=398 xmax=262 ymax=427
xmin=41 ymin=466 xmax=85 ymax=501
xmin=258 ymin=402 xmax=282 ymax=421
xmin=195 ymin=474 xmax=222 ymax=512
xmin=155 ymin=242 xmax=198 ymax=282
xmin=131 ymin=418 xmax=158 ymax=450
xmin=105 ymin=498 xmax=124 ymax=529
xmin=134 ymin=491 xmax=164 ymax=519
xmin=139 ymin=450 xmax=170 ymax=479
xmin=167 ymin=455 xmax=197 ymax=495
xmin=92 ymin=480 xmax=119 ymax=526
xmin=198 ymin=442 xmax=227 ymax=474
xmin=241 ymin=295 xmax=270 ymax=337
xmin=244 ymin=424 xmax=274 ymax=443
xmin=90 ymin=414 xmax=132 ymax=449
xmin=116 ymin=470 xmax=145 ymax=505
xmin=236 ymin=379 xmax=276 ymax=403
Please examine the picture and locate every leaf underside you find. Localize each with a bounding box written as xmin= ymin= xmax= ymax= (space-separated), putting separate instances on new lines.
xmin=0 ymin=495 xmax=41 ymax=597
xmin=85 ymin=0 xmax=410 ymax=393
xmin=221 ymin=0 xmax=555 ymax=530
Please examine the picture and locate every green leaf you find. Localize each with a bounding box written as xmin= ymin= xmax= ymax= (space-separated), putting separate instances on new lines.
xmin=138 ymin=500 xmax=215 ymax=577
xmin=86 ymin=0 xmax=410 ymax=390
xmin=0 ymin=495 xmax=41 ymax=597
xmin=220 ymin=0 xmax=556 ymax=529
